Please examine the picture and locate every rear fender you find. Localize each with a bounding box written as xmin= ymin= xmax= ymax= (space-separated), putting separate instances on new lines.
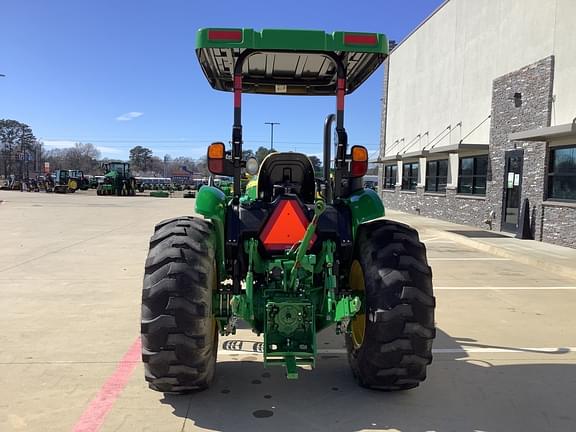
xmin=195 ymin=186 xmax=227 ymax=277
xmin=343 ymin=188 xmax=385 ymax=240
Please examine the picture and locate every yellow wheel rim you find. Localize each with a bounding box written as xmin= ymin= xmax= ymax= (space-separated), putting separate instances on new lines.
xmin=349 ymin=260 xmax=366 ymax=349
xmin=69 ymin=180 xmax=78 ymax=190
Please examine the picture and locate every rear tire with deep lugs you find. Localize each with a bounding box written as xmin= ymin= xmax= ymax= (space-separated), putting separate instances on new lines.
xmin=141 ymin=216 xmax=218 ymax=393
xmin=346 ymin=219 xmax=435 ymax=390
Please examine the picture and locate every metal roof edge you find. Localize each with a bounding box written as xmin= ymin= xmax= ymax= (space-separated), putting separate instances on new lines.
xmin=429 ymin=143 xmax=489 ymax=154
xmin=380 ymin=142 xmax=488 ymax=161
xmin=509 ymin=122 xmax=576 ymax=142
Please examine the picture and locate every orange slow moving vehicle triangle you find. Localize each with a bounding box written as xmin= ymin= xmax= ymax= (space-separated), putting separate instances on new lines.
xmin=260 ymin=200 xmax=316 ymax=251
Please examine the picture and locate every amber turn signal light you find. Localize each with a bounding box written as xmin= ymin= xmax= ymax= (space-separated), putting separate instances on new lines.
xmin=350 ymin=145 xmax=368 ymax=177
xmin=208 ymin=142 xmax=225 ymax=159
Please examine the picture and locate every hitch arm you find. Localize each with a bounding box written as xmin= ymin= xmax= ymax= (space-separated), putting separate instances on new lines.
xmin=289 ymin=200 xmax=325 ymax=289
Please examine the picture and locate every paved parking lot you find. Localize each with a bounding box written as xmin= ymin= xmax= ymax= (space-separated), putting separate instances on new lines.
xmin=1 ymin=191 xmax=575 ymax=431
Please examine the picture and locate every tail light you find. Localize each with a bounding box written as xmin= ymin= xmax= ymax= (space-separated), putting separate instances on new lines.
xmin=207 ymin=142 xmax=225 ymax=174
xmin=260 ymin=199 xmax=315 ymax=252
xmin=350 ymin=145 xmax=368 ymax=177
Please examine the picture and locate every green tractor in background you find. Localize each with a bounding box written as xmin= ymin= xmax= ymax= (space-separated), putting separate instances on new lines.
xmin=141 ymin=28 xmax=435 ymax=392
xmin=213 ymin=176 xmax=234 ymax=199
xmin=97 ymin=162 xmax=136 ymax=196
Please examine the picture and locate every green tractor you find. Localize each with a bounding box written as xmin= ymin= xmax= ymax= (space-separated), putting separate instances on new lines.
xmin=141 ymin=28 xmax=435 ymax=392
xmin=97 ymin=162 xmax=136 ymax=196
xmin=213 ymin=176 xmax=233 ymax=199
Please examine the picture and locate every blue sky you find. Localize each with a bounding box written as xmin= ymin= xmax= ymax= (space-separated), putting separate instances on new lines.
xmin=0 ymin=0 xmax=443 ymax=160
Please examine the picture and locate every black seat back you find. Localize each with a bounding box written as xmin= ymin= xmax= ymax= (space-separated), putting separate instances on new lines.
xmin=257 ymin=153 xmax=316 ymax=203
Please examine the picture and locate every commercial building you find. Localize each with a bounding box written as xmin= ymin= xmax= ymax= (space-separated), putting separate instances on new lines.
xmin=379 ymin=0 xmax=576 ymax=248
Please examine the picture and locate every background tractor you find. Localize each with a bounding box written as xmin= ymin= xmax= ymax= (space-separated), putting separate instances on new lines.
xmin=68 ymin=170 xmax=90 ymax=190
xmin=212 ymin=176 xmax=233 ymax=198
xmin=141 ymin=28 xmax=435 ymax=393
xmin=97 ymin=162 xmax=136 ymax=196
xmin=52 ymin=169 xmax=81 ymax=193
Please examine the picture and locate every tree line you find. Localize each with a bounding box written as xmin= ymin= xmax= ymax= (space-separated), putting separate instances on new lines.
xmin=0 ymin=119 xmax=40 ymax=178
xmin=1 ymin=118 xmax=324 ymax=179
xmin=127 ymin=145 xmax=323 ymax=177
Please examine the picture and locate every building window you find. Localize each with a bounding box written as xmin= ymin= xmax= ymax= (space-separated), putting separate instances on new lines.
xmin=383 ymin=164 xmax=397 ymax=189
xmin=458 ymin=155 xmax=487 ymax=195
xmin=425 ymin=159 xmax=448 ymax=192
xmin=402 ymin=162 xmax=419 ymax=191
xmin=548 ymin=145 xmax=576 ymax=201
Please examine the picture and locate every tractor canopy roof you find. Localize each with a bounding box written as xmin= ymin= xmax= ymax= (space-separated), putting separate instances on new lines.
xmin=195 ymin=28 xmax=388 ymax=96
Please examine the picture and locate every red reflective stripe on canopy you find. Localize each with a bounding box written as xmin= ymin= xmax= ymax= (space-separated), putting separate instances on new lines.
xmin=344 ymin=33 xmax=377 ymax=46
xmin=208 ymin=30 xmax=242 ymax=42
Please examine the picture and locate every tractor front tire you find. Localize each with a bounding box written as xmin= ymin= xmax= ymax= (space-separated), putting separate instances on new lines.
xmin=346 ymin=220 xmax=435 ymax=390
xmin=141 ymin=216 xmax=218 ymax=393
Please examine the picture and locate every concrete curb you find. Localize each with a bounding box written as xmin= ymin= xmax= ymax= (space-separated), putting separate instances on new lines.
xmin=425 ymin=228 xmax=576 ymax=282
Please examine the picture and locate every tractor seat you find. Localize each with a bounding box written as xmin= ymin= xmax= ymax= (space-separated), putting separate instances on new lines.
xmin=257 ymin=153 xmax=315 ymax=203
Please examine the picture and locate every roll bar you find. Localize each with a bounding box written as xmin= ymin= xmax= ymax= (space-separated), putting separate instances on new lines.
xmin=231 ymin=51 xmax=348 ymax=200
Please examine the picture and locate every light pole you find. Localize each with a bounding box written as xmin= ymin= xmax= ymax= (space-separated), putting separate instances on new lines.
xmin=264 ymin=122 xmax=280 ymax=151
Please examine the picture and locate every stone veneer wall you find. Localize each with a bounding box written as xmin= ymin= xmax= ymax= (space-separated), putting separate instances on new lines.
xmin=381 ymin=186 xmax=490 ymax=229
xmin=487 ymin=56 xmax=554 ymax=240
xmin=540 ymin=204 xmax=576 ymax=249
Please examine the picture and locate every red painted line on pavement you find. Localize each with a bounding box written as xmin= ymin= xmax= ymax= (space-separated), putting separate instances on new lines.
xmin=72 ymin=337 xmax=141 ymax=432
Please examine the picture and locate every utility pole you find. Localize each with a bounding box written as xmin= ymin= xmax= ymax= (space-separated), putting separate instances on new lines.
xmin=20 ymin=128 xmax=24 ymax=180
xmin=264 ymin=122 xmax=280 ymax=151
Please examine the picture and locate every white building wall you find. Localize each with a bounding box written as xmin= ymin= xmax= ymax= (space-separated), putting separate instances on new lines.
xmin=552 ymin=0 xmax=576 ymax=125
xmin=384 ymin=0 xmax=574 ymax=157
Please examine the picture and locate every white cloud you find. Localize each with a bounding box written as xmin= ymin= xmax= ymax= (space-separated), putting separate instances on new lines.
xmin=96 ymin=146 xmax=122 ymax=155
xmin=42 ymin=140 xmax=122 ymax=156
xmin=42 ymin=140 xmax=76 ymax=148
xmin=116 ymin=111 xmax=144 ymax=121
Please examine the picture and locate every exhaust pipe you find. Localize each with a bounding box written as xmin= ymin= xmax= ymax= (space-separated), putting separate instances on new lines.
xmin=323 ymin=113 xmax=336 ymax=203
